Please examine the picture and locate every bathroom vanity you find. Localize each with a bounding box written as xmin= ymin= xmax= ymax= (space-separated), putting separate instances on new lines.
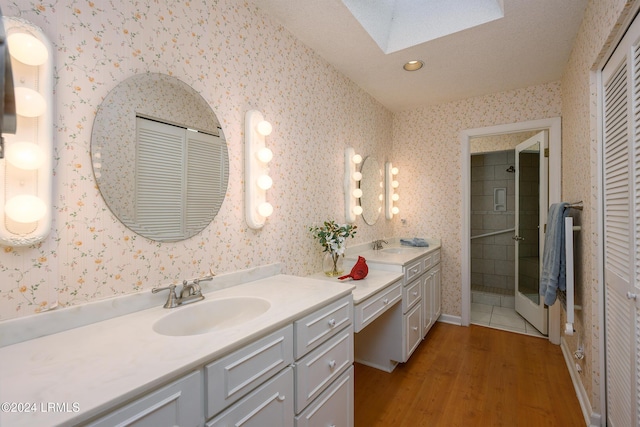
xmin=0 ymin=272 xmax=355 ymax=427
xmin=340 ymin=239 xmax=442 ymax=372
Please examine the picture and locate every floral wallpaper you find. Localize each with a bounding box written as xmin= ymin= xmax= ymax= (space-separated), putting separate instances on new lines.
xmin=0 ymin=0 xmax=394 ymax=320
xmin=560 ymin=0 xmax=636 ymax=416
xmin=0 ymin=0 xmax=634 ymax=419
xmin=393 ymin=81 xmax=562 ymax=320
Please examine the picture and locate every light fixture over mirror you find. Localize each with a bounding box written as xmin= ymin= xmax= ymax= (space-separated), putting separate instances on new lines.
xmin=245 ymin=110 xmax=274 ymax=229
xmin=344 ymin=147 xmax=362 ymax=223
xmin=91 ymin=73 xmax=229 ymax=242
xmin=0 ymin=17 xmax=53 ymax=247
xmin=385 ymin=162 xmax=399 ymax=219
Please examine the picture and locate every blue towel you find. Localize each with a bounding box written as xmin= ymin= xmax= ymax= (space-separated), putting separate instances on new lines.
xmin=400 ymin=238 xmax=429 ymax=247
xmin=540 ymin=202 xmax=569 ymax=306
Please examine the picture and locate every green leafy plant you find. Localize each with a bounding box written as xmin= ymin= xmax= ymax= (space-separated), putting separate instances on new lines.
xmin=309 ymin=220 xmax=357 ymax=256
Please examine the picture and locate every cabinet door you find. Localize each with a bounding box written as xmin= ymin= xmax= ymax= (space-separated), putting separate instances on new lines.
xmin=422 ymin=272 xmax=434 ymax=337
xmin=403 ymin=303 xmax=422 ymax=362
xmin=433 ymin=265 xmax=441 ymax=320
xmin=87 ymin=370 xmax=202 ymax=427
xmin=206 ymin=325 xmax=293 ymax=418
xmin=295 ymin=366 xmax=354 ymax=427
xmin=207 ymin=367 xmax=294 ymax=427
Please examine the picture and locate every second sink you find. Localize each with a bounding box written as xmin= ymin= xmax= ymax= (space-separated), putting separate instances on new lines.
xmin=153 ymin=296 xmax=271 ymax=336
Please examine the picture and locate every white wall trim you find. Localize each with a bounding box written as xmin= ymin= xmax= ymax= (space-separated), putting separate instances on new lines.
xmin=459 ymin=117 xmax=562 ymax=343
xmin=560 ymin=337 xmax=602 ymax=426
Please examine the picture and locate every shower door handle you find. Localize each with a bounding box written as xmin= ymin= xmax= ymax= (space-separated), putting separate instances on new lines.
xmin=512 ymin=235 xmax=524 ymax=241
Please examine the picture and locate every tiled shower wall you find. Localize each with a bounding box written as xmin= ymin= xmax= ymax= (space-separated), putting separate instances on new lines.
xmin=470 ymin=151 xmax=516 ymax=292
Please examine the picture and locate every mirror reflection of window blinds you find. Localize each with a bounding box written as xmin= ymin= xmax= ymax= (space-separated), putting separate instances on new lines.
xmin=136 ymin=117 xmax=222 ymax=241
xmin=186 ymin=132 xmax=225 ymax=235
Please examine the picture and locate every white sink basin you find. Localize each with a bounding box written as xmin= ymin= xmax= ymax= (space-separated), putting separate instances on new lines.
xmin=380 ymin=247 xmax=420 ymax=254
xmin=153 ymin=296 xmax=271 ymax=336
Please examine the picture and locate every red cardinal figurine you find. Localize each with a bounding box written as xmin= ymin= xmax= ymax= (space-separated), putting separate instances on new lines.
xmin=338 ymin=256 xmax=368 ymax=280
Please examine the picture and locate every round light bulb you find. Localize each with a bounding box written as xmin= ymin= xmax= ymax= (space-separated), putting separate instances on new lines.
xmin=8 ymin=33 xmax=48 ymax=66
xmin=6 ymin=142 xmax=45 ymax=170
xmin=15 ymin=87 xmax=46 ymax=117
xmin=257 ymin=202 xmax=273 ymax=217
xmin=257 ymin=174 xmax=273 ymax=190
xmin=352 ymin=188 xmax=362 ymax=198
xmin=256 ymin=120 xmax=272 ymax=136
xmin=392 ymin=193 xmax=399 ymax=201
xmin=353 ymin=205 xmax=363 ymax=215
xmin=352 ymin=154 xmax=362 ymax=164
xmin=256 ymin=147 xmax=273 ymax=163
xmin=378 ymin=194 xmax=383 ymax=201
xmin=5 ymin=195 xmax=47 ymax=223
xmin=392 ymin=206 xmax=400 ymax=215
xmin=391 ymin=167 xmax=399 ymax=175
xmin=352 ymin=171 xmax=362 ymax=181
xmin=392 ymin=180 xmax=399 ymax=188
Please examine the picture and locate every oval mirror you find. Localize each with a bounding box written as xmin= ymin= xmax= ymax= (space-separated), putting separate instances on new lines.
xmin=91 ymin=73 xmax=229 ymax=242
xmin=359 ymin=157 xmax=383 ymax=225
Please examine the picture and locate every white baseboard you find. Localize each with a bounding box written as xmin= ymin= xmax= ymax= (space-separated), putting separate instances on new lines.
xmin=437 ymin=314 xmax=462 ymax=325
xmin=560 ymin=337 xmax=602 ymax=426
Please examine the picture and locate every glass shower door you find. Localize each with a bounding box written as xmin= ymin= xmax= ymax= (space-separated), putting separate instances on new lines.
xmin=514 ymin=131 xmax=548 ymax=335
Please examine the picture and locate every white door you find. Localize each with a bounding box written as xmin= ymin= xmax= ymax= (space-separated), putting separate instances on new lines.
xmin=514 ymin=131 xmax=548 ymax=335
xmin=601 ymin=12 xmax=640 ymax=426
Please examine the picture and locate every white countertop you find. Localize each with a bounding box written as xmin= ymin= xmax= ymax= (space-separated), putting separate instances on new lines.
xmin=346 ymin=239 xmax=441 ymax=267
xmin=0 ymin=274 xmax=354 ymax=427
xmin=308 ymin=269 xmax=403 ymax=304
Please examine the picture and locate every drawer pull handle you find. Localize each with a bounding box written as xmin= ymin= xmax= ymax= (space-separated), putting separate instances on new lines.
xmin=277 ymin=395 xmax=285 ymax=402
xmin=412 ymin=326 xmax=418 ymax=331
xmin=627 ymin=292 xmax=638 ymax=300
xmin=412 ymin=291 xmax=418 ymax=296
xmin=328 ymin=359 xmax=337 ymax=369
xmin=383 ymin=298 xmax=389 ymax=305
xmin=328 ymin=318 xmax=336 ymax=327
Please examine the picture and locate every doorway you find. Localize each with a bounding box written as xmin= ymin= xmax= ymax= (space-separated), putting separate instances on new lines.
xmin=460 ymin=117 xmax=562 ymax=344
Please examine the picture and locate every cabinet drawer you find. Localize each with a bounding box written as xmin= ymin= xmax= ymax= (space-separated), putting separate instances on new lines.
xmin=294 ymin=295 xmax=352 ymax=359
xmin=295 ymin=327 xmax=353 ymax=413
xmin=432 ymin=249 xmax=441 ymax=265
xmin=88 ymin=370 xmax=202 ymax=427
xmin=422 ymin=252 xmax=434 ymax=271
xmin=295 ymin=366 xmax=354 ymax=427
xmin=206 ymin=367 xmax=294 ymax=427
xmin=205 ymin=325 xmax=293 ymax=419
xmin=354 ymin=279 xmax=402 ymax=332
xmin=403 ymin=277 xmax=422 ymax=313
xmin=404 ymin=260 xmax=423 ymax=282
xmin=403 ymin=303 xmax=422 ymax=362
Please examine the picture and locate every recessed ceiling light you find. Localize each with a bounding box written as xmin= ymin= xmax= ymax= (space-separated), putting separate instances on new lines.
xmin=403 ymin=60 xmax=424 ymax=71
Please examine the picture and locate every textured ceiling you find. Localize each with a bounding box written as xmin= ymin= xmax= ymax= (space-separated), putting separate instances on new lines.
xmin=249 ymin=0 xmax=588 ymax=112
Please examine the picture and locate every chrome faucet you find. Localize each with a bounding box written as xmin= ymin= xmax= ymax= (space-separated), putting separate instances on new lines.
xmin=372 ymin=239 xmax=388 ymax=250
xmin=153 ymin=275 xmax=214 ymax=308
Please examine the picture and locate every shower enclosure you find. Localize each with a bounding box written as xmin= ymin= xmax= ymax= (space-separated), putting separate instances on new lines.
xmin=470 ymin=131 xmax=548 ymax=334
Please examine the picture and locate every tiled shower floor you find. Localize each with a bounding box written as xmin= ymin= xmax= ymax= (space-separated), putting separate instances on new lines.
xmin=471 ymin=285 xmax=545 ymax=337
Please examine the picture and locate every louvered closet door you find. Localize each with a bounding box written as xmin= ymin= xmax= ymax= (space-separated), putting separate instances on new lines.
xmin=602 ymin=13 xmax=640 ymax=427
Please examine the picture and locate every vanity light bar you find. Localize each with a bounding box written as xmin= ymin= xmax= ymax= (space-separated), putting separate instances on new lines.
xmin=344 ymin=147 xmax=362 ymax=223
xmin=245 ymin=110 xmax=273 ymax=229
xmin=385 ymin=162 xmax=399 ymax=219
xmin=0 ymin=18 xmax=53 ymax=246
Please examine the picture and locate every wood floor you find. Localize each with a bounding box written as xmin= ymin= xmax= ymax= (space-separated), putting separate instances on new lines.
xmin=354 ymin=322 xmax=585 ymax=427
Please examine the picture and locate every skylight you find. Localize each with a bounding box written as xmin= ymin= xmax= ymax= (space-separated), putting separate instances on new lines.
xmin=341 ymin=0 xmax=504 ymax=53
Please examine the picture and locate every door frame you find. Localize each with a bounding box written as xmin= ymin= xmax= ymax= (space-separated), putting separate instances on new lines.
xmin=460 ymin=117 xmax=562 ymax=344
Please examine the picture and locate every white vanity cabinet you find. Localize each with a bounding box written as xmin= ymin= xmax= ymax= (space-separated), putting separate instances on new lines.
xmin=87 ymin=370 xmax=203 ymax=427
xmin=348 ymin=244 xmax=442 ymax=369
xmin=293 ymin=295 xmax=354 ymax=427
xmin=205 ymin=325 xmax=294 ymax=419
